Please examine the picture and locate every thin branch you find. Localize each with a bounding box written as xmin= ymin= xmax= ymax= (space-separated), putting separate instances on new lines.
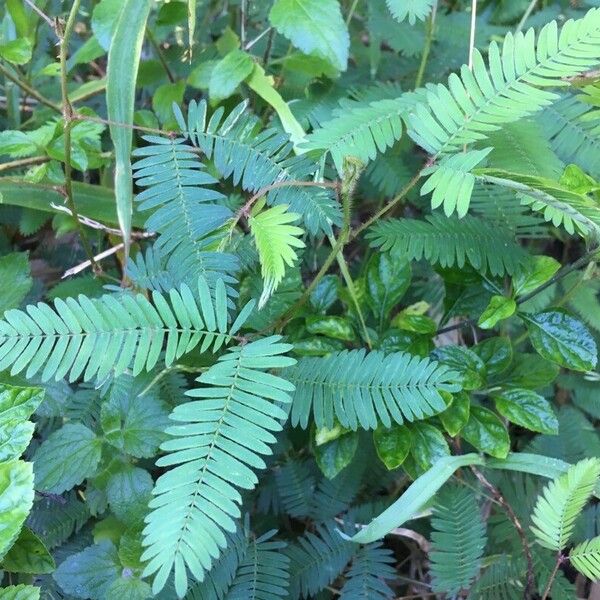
xmin=471 ymin=467 xmax=535 ymax=598
xmin=541 ymin=554 xmax=563 ymax=600
xmin=59 ymin=0 xmax=98 ymax=273
xmin=24 ymin=0 xmax=57 ymax=32
xmin=146 ymin=28 xmax=176 ymax=84
xmin=350 ymin=168 xmax=425 ymax=240
xmin=0 ymin=63 xmax=62 ymax=113
xmin=245 ymin=26 xmax=273 ymax=51
xmin=0 ymin=156 xmax=49 ymax=173
xmin=515 ymin=0 xmax=538 ymax=33
xmin=415 ymin=2 xmax=437 ymax=89
xmin=346 ymin=0 xmax=360 ymax=25
xmin=435 ymin=246 xmax=600 ymax=335
xmin=240 ymin=0 xmax=247 ymax=47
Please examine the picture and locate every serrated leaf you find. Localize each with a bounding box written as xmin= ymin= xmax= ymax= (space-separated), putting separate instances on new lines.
xmin=374 ymin=424 xmax=412 ymax=470
xmin=494 ymin=388 xmax=558 ymax=434
xmin=462 ymin=406 xmax=510 ymax=458
xmin=269 ymin=0 xmax=349 ymax=71
xmin=0 ymin=461 xmax=34 ymax=561
xmin=478 ymin=295 xmax=516 ymax=329
xmin=525 ymin=310 xmax=597 ymax=372
xmin=2 ymin=527 xmax=54 ymax=574
xmin=106 ymin=466 xmax=153 ymax=523
xmin=0 ymin=585 xmax=40 ymax=600
xmin=33 ymin=424 xmax=102 ymax=494
xmin=101 ymin=388 xmax=169 ymax=459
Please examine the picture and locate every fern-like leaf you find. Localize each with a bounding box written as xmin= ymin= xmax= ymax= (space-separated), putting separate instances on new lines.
xmin=541 ymin=95 xmax=600 ymax=178
xmin=429 ymin=486 xmax=486 ymax=595
xmin=477 ymin=169 xmax=600 ymax=238
xmin=386 ymin=0 xmax=436 ymax=25
xmin=226 ymin=531 xmax=289 ymax=599
xmin=339 ymin=543 xmax=396 ymax=599
xmin=367 ymin=214 xmax=529 ymax=276
xmin=304 ymin=97 xmax=414 ymax=172
xmin=287 ymin=520 xmax=355 ymax=599
xmin=570 ymin=535 xmax=600 ymax=580
xmin=132 ymin=137 xmax=238 ymax=293
xmin=530 ymin=458 xmax=600 ymax=551
xmin=0 ymin=278 xmax=234 ymax=383
xmin=421 ymin=149 xmax=492 ymax=217
xmin=408 ymin=10 xmax=600 ymax=156
xmin=175 ymin=100 xmax=340 ymax=236
xmin=249 ymin=202 xmax=305 ymax=307
xmin=141 ymin=336 xmax=295 ymax=597
xmin=288 ymin=349 xmax=460 ymax=430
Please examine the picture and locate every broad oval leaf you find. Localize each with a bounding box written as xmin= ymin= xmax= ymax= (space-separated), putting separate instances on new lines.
xmin=525 ymin=310 xmax=597 ymax=372
xmin=374 ymin=424 xmax=412 ymax=470
xmin=493 ymin=388 xmax=558 ymax=435
xmin=462 ymin=406 xmax=510 ymax=459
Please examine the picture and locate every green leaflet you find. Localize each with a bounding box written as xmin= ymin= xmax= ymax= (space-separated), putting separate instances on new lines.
xmin=0 ymin=585 xmax=40 ymax=600
xmin=2 ymin=527 xmax=55 ymax=574
xmin=269 ymin=0 xmax=349 ymax=71
xmin=345 ymin=454 xmax=484 ymax=543
xmin=524 ymin=310 xmax=598 ymax=372
xmin=106 ymin=0 xmax=151 ymax=256
xmin=0 ymin=461 xmax=34 ymax=561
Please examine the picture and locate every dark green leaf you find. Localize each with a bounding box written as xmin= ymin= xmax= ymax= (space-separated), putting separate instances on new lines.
xmin=432 ymin=346 xmax=486 ymax=390
xmin=439 ymin=391 xmax=470 ymax=437
xmin=525 ymin=310 xmax=597 ymax=372
xmin=315 ymin=431 xmax=358 ymax=479
xmin=305 ymin=315 xmax=356 ymax=341
xmin=494 ymin=388 xmax=558 ymax=434
xmin=514 ymin=255 xmax=560 ymax=297
xmin=473 ymin=337 xmax=512 ymax=377
xmin=366 ymin=252 xmax=411 ymax=325
xmin=374 ymin=424 xmax=412 ymax=470
xmin=462 ymin=406 xmax=510 ymax=458
xmin=2 ymin=527 xmax=55 ymax=574
xmin=404 ymin=422 xmax=450 ymax=477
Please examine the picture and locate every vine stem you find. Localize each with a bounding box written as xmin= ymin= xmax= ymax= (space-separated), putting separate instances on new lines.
xmin=541 ymin=554 xmax=563 ymax=600
xmin=346 ymin=0 xmax=360 ymax=25
xmin=471 ymin=467 xmax=535 ymax=598
xmin=0 ymin=156 xmax=49 ymax=173
xmin=59 ymin=0 xmax=98 ymax=273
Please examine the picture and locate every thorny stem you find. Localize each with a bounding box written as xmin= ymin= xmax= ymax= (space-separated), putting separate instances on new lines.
xmin=59 ymin=0 xmax=98 ymax=273
xmin=471 ymin=467 xmax=535 ymax=598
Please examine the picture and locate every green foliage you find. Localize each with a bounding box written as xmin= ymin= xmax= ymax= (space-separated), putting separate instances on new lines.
xmin=531 ymin=458 xmax=600 ymax=550
xmin=429 ymin=486 xmax=486 ymax=595
xmin=288 ymin=349 xmax=460 ymax=430
xmin=3 ymin=1 xmax=600 ymax=598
